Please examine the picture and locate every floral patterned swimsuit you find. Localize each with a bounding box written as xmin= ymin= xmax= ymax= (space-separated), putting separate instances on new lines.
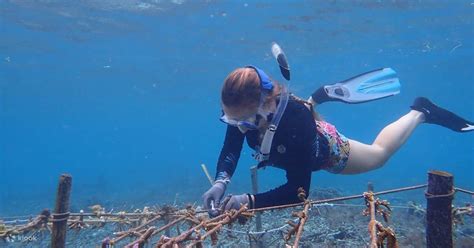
xmin=316 ymin=121 xmax=351 ymax=174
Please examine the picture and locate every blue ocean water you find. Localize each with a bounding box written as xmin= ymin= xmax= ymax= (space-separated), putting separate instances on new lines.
xmin=0 ymin=0 xmax=473 ymax=221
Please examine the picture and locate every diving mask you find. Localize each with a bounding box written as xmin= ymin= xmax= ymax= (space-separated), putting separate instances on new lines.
xmin=220 ymin=108 xmax=273 ymax=131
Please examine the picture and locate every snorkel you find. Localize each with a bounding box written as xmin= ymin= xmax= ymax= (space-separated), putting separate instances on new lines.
xmin=253 ymin=42 xmax=291 ymax=167
xmin=254 ymin=84 xmax=290 ymax=165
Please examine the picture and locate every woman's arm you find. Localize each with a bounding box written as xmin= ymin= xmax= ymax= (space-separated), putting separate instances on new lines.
xmin=215 ymin=125 xmax=245 ymax=180
xmin=252 ymin=100 xmax=317 ymax=208
xmin=253 ymin=166 xmax=312 ymax=208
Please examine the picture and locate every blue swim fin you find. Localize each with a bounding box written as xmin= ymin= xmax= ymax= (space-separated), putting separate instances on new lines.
xmin=310 ymin=68 xmax=401 ymax=104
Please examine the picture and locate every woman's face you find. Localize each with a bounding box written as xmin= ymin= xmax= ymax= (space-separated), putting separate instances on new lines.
xmin=222 ymin=104 xmax=262 ymax=133
xmin=222 ymin=101 xmax=275 ymax=133
xmin=222 ymin=104 xmax=257 ymax=121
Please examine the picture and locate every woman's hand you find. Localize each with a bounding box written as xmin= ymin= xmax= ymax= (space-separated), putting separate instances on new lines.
xmin=220 ymin=194 xmax=250 ymax=211
xmin=202 ymin=181 xmax=227 ymax=217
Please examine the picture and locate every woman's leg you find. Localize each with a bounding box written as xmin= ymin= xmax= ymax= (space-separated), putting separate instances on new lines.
xmin=342 ymin=110 xmax=425 ymax=174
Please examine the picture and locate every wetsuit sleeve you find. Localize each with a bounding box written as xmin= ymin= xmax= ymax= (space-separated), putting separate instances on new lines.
xmin=253 ymin=101 xmax=318 ymax=208
xmin=215 ymin=125 xmax=245 ymax=180
xmin=254 ymin=167 xmax=312 ymax=208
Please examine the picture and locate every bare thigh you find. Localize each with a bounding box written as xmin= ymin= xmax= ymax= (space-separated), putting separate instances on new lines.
xmin=342 ymin=111 xmax=424 ymax=174
xmin=343 ymin=139 xmax=387 ymax=174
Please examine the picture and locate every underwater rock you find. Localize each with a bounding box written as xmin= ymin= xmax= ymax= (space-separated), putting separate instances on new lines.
xmin=332 ymin=228 xmax=351 ymax=240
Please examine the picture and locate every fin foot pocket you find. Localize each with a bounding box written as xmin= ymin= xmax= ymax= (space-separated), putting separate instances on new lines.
xmin=311 ymin=68 xmax=400 ymax=104
xmin=410 ymin=97 xmax=474 ymax=133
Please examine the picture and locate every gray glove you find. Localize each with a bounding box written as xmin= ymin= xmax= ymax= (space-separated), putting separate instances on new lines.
xmin=221 ymin=194 xmax=250 ymax=211
xmin=202 ymin=180 xmax=227 ymax=216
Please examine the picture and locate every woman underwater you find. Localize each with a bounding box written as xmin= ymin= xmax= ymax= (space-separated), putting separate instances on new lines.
xmin=202 ymin=65 xmax=473 ymax=215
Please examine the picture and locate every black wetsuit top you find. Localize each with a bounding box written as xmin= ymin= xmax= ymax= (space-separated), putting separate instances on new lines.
xmin=216 ymin=98 xmax=330 ymax=208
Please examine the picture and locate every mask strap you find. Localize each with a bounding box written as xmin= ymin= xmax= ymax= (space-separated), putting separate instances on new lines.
xmin=245 ymin=65 xmax=274 ymax=91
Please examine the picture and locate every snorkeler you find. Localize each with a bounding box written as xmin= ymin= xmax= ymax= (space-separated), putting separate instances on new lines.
xmin=202 ymin=62 xmax=473 ymax=216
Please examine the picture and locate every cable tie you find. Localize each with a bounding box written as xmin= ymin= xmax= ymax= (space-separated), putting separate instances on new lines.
xmin=51 ymin=212 xmax=70 ymax=222
xmin=424 ymin=189 xmax=455 ymax=199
